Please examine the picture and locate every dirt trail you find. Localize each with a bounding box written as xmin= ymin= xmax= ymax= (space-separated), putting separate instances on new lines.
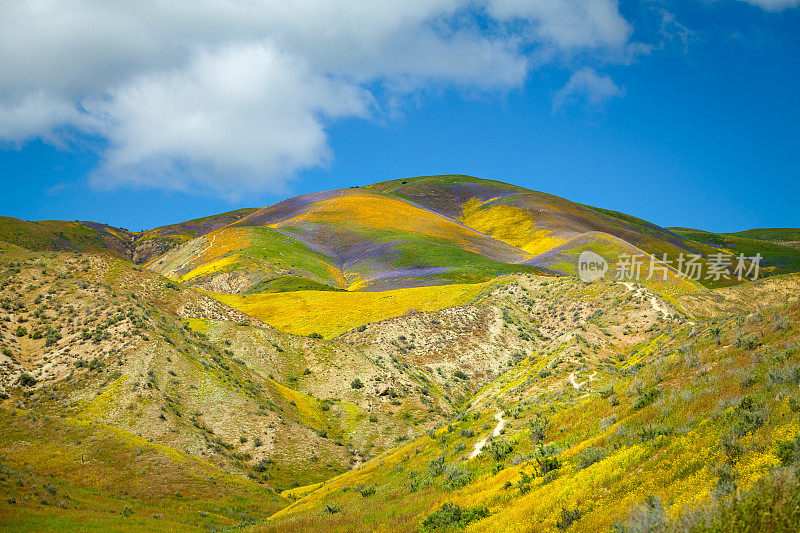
xmin=189 ymin=233 xmax=217 ymax=264
xmin=620 ymin=282 xmax=671 ymax=319
xmin=569 ymin=371 xmax=597 ymax=390
xmin=469 ymin=411 xmax=505 ymax=459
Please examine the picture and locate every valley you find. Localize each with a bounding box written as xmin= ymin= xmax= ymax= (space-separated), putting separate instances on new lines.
xmin=1 ymin=176 xmax=799 ymax=531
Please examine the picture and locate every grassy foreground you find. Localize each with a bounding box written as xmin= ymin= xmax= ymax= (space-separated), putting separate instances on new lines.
xmin=0 ymin=409 xmax=286 ymax=532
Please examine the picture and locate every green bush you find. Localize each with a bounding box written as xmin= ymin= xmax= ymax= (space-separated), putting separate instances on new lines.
xmin=612 ymin=495 xmax=665 ymax=532
xmin=673 ymin=467 xmax=800 ymax=531
xmin=443 ymin=465 xmax=472 ymax=489
xmin=556 ymin=506 xmax=584 ymax=530
xmin=253 ymin=458 xmax=274 ymax=472
xmin=428 ymin=456 xmax=446 ymax=477
xmin=633 ymin=388 xmax=660 ymax=409
xmin=537 ymin=455 xmax=560 ymax=475
xmin=529 ymin=414 xmax=548 ymax=443
xmin=422 ymin=502 xmax=489 ymax=530
xmin=350 ymin=378 xmax=364 ymax=389
xmin=18 ymin=373 xmax=37 ymax=387
xmin=577 ymin=446 xmax=608 ymax=470
xmin=777 ymin=435 xmax=800 ymax=466
xmin=485 ymin=438 xmax=514 ymax=461
xmin=735 ymin=333 xmax=762 ymax=350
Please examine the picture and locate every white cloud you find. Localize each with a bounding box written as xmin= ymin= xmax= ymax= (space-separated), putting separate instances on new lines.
xmin=0 ymin=0 xmax=639 ymax=196
xmin=0 ymin=92 xmax=99 ymax=147
xmin=658 ymin=10 xmax=694 ymax=54
xmin=487 ymin=0 xmax=632 ymax=50
xmin=553 ymin=67 xmax=623 ymax=110
xmin=89 ymin=43 xmax=370 ymax=197
xmin=737 ymin=0 xmax=799 ymax=11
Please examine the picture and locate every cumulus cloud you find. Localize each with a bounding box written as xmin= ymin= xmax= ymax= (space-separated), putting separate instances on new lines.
xmin=88 ymin=43 xmax=371 ymax=196
xmin=737 ymin=0 xmax=799 ymax=11
xmin=553 ymin=67 xmax=623 ymax=110
xmin=0 ymin=0 xmax=640 ymax=196
xmin=487 ymin=0 xmax=632 ymax=50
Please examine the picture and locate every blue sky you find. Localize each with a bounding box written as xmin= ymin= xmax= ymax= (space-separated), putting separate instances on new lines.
xmin=0 ymin=0 xmax=798 ymax=232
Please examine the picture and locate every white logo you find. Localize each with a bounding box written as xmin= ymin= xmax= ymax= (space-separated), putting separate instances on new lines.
xmin=577 ymin=251 xmax=608 ymax=282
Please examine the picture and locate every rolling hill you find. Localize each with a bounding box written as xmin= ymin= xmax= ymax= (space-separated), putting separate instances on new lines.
xmin=258 ymin=274 xmax=800 ymax=532
xmin=1 ymin=175 xmax=800 ymax=531
xmin=670 ymin=227 xmax=800 ymax=277
xmin=0 ymin=208 xmax=259 ymax=266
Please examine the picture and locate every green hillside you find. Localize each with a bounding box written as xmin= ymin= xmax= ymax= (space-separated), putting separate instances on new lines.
xmin=1 ymin=176 xmax=799 ymax=532
xmin=260 ymin=275 xmax=800 ymax=532
xmin=671 ymin=227 xmax=800 ymax=277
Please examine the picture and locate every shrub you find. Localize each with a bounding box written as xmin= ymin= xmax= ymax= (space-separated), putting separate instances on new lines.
xmin=358 ymin=485 xmax=376 ymax=497
xmin=673 ymin=467 xmax=800 ymax=531
xmin=556 ymin=506 xmax=584 ymax=530
xmin=613 ymin=495 xmax=665 ymax=532
xmin=577 ymin=446 xmax=608 ymax=470
xmin=253 ymin=458 xmax=274 ymax=472
xmin=633 ymin=388 xmax=660 ymax=409
xmin=443 ymin=465 xmax=473 ymax=489
xmin=453 ymin=370 xmax=468 ymax=380
xmin=529 ymin=414 xmax=548 ymax=443
xmin=777 ymin=435 xmax=800 ymax=466
xmin=735 ymin=333 xmax=762 ymax=350
xmin=638 ymin=425 xmax=673 ymax=442
xmin=537 ymin=455 xmax=560 ymax=475
xmin=517 ymin=471 xmax=532 ymax=494
xmin=14 ymin=326 xmax=27 ymax=337
xmin=732 ymin=395 xmax=766 ymax=437
xmin=323 ymin=503 xmax=339 ymax=514
xmin=428 ymin=456 xmax=446 ymax=477
xmin=350 ymin=378 xmax=364 ymax=389
xmin=774 ymin=315 xmax=790 ymax=331
xmin=486 ymin=438 xmax=514 ymax=462
xmin=308 ymin=332 xmax=323 ymax=339
xmin=422 ymin=502 xmax=489 ymax=530
xmin=18 ymin=373 xmax=37 ymax=387
xmin=770 ymin=364 xmax=800 ymax=385
xmin=45 ymin=330 xmax=61 ymax=346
